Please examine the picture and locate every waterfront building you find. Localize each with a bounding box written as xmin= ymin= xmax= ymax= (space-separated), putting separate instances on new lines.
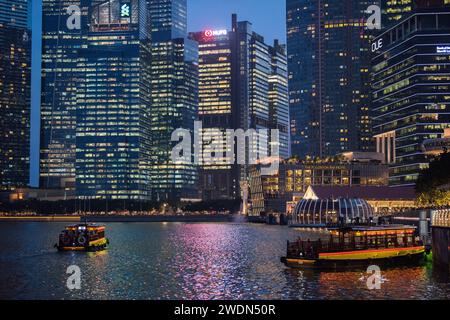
xmin=372 ymin=9 xmax=450 ymax=186
xmin=75 ymin=0 xmax=152 ymax=200
xmin=189 ymin=14 xmax=290 ymax=201
xmin=188 ymin=28 xmax=236 ymax=200
xmin=40 ymin=0 xmax=89 ymax=191
xmin=149 ymin=0 xmax=199 ymax=201
xmin=286 ymin=0 xmax=376 ymax=158
xmin=249 ymin=152 xmax=389 ymax=216
xmin=0 ymin=0 xmax=31 ymax=191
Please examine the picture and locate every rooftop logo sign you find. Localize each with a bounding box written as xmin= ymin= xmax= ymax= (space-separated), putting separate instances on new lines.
xmin=204 ymin=29 xmax=227 ymax=37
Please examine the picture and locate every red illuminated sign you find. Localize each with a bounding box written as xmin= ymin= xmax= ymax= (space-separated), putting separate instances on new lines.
xmin=203 ymin=29 xmax=227 ymax=37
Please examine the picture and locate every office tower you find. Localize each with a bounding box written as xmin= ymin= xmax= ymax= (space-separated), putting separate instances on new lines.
xmin=382 ymin=0 xmax=450 ymax=28
xmin=190 ymin=14 xmax=290 ymax=201
xmin=269 ymin=40 xmax=290 ymax=160
xmin=189 ymin=28 xmax=235 ymax=200
xmin=40 ymin=0 xmax=89 ymax=190
xmin=0 ymin=0 xmax=29 ymax=28
xmin=0 ymin=0 xmax=31 ymax=191
xmin=372 ymin=10 xmax=450 ymax=186
xmin=74 ymin=0 xmax=152 ymax=200
xmin=286 ymin=0 xmax=376 ymax=159
xmin=148 ymin=0 xmax=187 ymax=41
xmin=149 ymin=0 xmax=199 ymax=201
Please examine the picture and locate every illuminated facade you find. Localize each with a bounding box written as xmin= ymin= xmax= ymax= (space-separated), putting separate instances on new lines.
xmin=249 ymin=154 xmax=389 ymax=216
xmin=189 ymin=29 xmax=235 ymax=200
xmin=0 ymin=0 xmax=30 ymax=191
xmin=372 ymin=10 xmax=450 ymax=186
xmin=0 ymin=0 xmax=29 ymax=28
xmin=189 ymin=15 xmax=290 ymax=201
xmin=382 ymin=0 xmax=450 ymax=28
xmin=286 ymin=0 xmax=376 ymax=158
xmin=74 ymin=0 xmax=152 ymax=200
xmin=149 ymin=0 xmax=199 ymax=201
xmin=40 ymin=0 xmax=89 ymax=190
xmin=149 ymin=0 xmax=186 ymax=41
xmin=269 ymin=40 xmax=290 ymax=160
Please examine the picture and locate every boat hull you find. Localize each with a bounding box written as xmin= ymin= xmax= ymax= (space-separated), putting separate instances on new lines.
xmin=281 ymin=247 xmax=426 ymax=269
xmin=56 ymin=238 xmax=109 ymax=252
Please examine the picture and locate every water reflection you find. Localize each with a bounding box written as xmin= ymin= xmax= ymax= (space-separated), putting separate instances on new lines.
xmin=0 ymin=222 xmax=448 ymax=299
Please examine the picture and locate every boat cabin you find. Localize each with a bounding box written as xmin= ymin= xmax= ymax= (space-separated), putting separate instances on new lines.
xmin=287 ymin=225 xmax=420 ymax=259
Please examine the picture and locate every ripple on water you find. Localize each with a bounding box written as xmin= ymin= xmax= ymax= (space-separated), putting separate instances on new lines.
xmin=0 ymin=222 xmax=448 ymax=299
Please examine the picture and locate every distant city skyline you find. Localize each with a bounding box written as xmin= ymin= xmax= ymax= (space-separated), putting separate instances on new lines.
xmin=30 ymin=0 xmax=287 ymax=187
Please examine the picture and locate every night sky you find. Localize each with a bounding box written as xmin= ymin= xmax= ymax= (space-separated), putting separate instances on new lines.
xmin=29 ymin=0 xmax=287 ymax=186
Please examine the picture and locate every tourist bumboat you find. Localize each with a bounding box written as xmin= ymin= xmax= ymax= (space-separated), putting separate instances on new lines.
xmin=55 ymin=223 xmax=109 ymax=252
xmin=281 ymin=225 xmax=428 ymax=269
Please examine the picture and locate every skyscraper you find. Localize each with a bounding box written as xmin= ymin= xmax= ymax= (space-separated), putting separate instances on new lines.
xmin=148 ymin=0 xmax=187 ymax=41
xmin=269 ymin=40 xmax=290 ymax=160
xmin=190 ymin=15 xmax=290 ymax=201
xmin=286 ymin=0 xmax=376 ymax=158
xmin=148 ymin=0 xmax=199 ymax=201
xmin=74 ymin=0 xmax=152 ymax=200
xmin=189 ymin=27 xmax=236 ymax=200
xmin=0 ymin=0 xmax=31 ymax=191
xmin=40 ymin=0 xmax=89 ymax=191
xmin=372 ymin=9 xmax=450 ymax=186
xmin=0 ymin=0 xmax=29 ymax=28
xmin=382 ymin=0 xmax=450 ymax=28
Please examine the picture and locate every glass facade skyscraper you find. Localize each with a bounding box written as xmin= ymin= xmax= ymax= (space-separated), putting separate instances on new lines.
xmin=0 ymin=0 xmax=31 ymax=191
xmin=382 ymin=0 xmax=450 ymax=28
xmin=286 ymin=0 xmax=376 ymax=159
xmin=189 ymin=28 xmax=237 ymax=200
xmin=40 ymin=0 xmax=198 ymax=201
xmin=149 ymin=0 xmax=199 ymax=201
xmin=190 ymin=15 xmax=290 ymax=201
xmin=74 ymin=0 xmax=152 ymax=200
xmin=372 ymin=10 xmax=450 ymax=185
xmin=40 ymin=0 xmax=89 ymax=190
xmin=0 ymin=0 xmax=30 ymax=28
xmin=149 ymin=0 xmax=187 ymax=41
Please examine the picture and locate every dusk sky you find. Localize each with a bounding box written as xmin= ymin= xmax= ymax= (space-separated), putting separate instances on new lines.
xmin=30 ymin=0 xmax=287 ymax=186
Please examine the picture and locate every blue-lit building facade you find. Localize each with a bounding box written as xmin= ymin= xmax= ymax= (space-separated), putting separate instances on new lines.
xmin=74 ymin=0 xmax=152 ymax=200
xmin=372 ymin=9 xmax=450 ymax=186
xmin=286 ymin=0 xmax=376 ymax=158
xmin=0 ymin=0 xmax=31 ymax=191
xmin=149 ymin=0 xmax=199 ymax=201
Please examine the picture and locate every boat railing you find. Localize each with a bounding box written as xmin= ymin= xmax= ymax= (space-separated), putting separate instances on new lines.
xmin=286 ymin=237 xmax=421 ymax=259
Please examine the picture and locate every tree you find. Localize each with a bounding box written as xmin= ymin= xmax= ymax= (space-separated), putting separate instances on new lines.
xmin=416 ymin=152 xmax=450 ymax=206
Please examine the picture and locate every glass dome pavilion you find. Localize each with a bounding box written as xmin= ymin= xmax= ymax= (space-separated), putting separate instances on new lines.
xmin=292 ymin=198 xmax=374 ymax=226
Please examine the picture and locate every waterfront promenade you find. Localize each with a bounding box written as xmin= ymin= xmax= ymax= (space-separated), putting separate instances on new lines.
xmin=0 ymin=214 xmax=245 ymax=223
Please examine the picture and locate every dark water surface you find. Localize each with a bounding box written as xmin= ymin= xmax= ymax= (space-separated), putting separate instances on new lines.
xmin=0 ymin=222 xmax=449 ymax=299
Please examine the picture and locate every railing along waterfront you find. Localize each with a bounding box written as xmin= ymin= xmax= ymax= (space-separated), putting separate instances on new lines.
xmin=431 ymin=208 xmax=450 ymax=228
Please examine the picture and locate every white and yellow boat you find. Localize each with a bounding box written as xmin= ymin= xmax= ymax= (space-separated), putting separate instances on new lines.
xmin=281 ymin=225 xmax=428 ymax=269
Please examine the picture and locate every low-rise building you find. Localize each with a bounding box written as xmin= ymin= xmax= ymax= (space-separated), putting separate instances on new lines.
xmin=249 ymin=152 xmax=389 ymax=216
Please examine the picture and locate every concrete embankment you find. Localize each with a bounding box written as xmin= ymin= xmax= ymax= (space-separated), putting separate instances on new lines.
xmin=0 ymin=214 xmax=246 ymax=223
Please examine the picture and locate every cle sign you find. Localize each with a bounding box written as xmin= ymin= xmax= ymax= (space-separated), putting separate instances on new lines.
xmin=204 ymin=29 xmax=227 ymax=37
